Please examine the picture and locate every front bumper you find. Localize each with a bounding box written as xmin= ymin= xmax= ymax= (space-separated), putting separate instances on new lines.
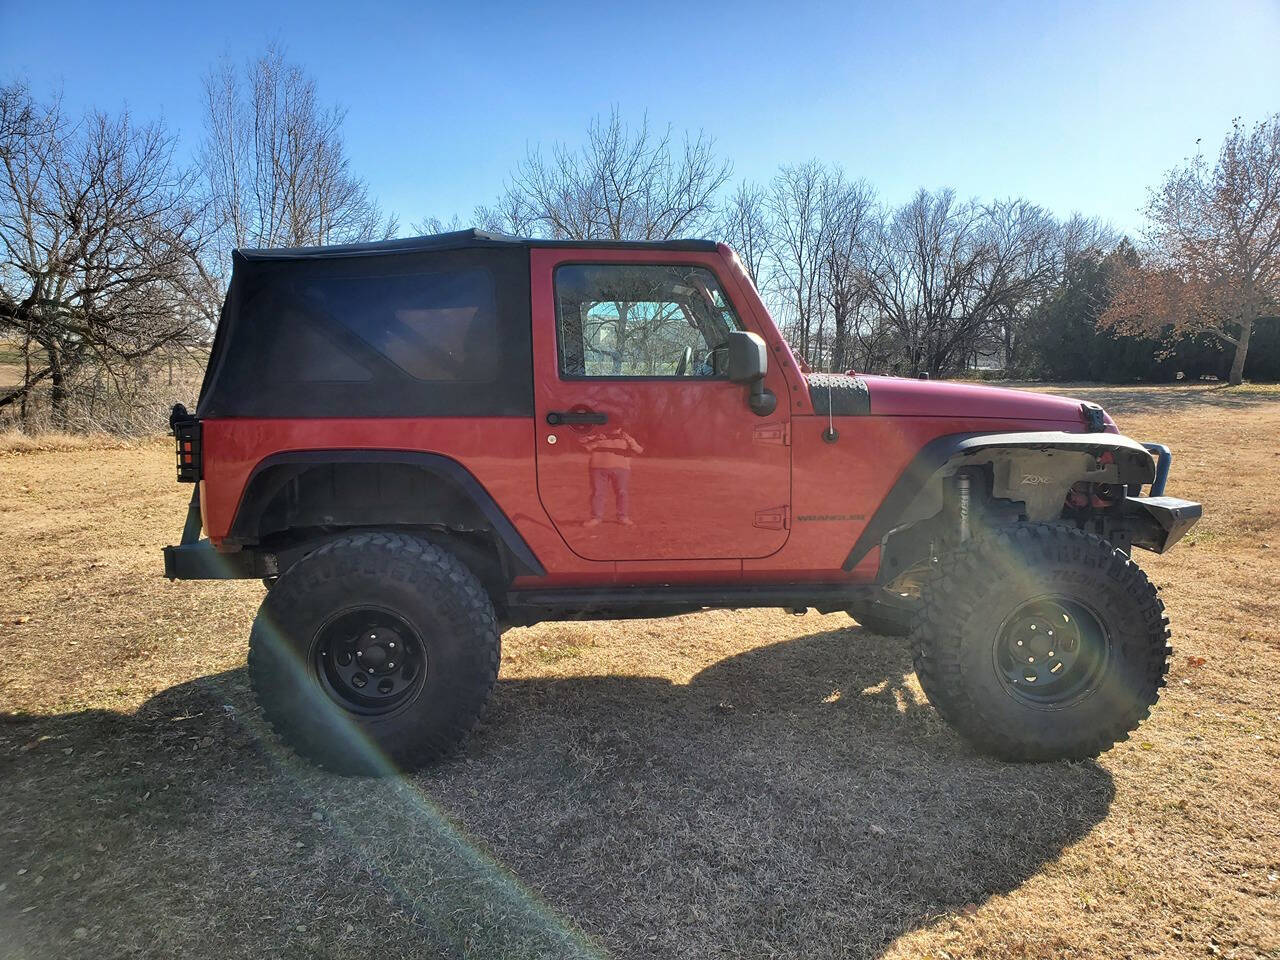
xmin=1137 ymin=443 xmax=1172 ymax=496
xmin=1123 ymin=441 xmax=1200 ymax=553
xmin=1125 ymin=495 xmax=1202 ymax=553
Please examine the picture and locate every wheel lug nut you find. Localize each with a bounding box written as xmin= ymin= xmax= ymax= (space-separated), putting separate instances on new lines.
xmin=1028 ymin=656 xmax=1035 ymax=662
xmin=367 ymin=668 xmax=375 ymax=674
xmin=388 ymin=642 xmax=395 ymax=649
xmin=388 ymin=662 xmax=395 ymax=668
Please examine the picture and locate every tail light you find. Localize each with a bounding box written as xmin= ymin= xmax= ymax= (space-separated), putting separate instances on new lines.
xmin=169 ymin=403 xmax=201 ymax=483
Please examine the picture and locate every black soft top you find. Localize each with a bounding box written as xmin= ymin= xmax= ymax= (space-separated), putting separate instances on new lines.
xmin=235 ymin=228 xmax=719 ymax=262
xmin=199 ymin=229 xmax=720 ymax=419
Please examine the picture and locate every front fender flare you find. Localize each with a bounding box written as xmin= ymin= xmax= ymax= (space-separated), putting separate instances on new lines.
xmin=842 ymin=431 xmax=1157 ymax=572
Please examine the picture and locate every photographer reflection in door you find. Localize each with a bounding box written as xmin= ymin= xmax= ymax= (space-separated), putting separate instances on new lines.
xmin=580 ymin=426 xmax=644 ymax=527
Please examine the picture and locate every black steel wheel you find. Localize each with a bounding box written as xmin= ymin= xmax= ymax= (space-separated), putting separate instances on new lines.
xmin=314 ymin=608 xmax=427 ymax=715
xmin=911 ymin=523 xmax=1171 ymax=761
xmin=248 ymin=532 xmax=500 ymax=774
xmin=992 ymin=597 xmax=1110 ymax=708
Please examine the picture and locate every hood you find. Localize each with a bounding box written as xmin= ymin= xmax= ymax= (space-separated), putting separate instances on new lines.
xmin=858 ymin=375 xmax=1110 ymax=427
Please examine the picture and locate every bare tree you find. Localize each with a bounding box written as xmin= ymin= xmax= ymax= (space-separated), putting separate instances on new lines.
xmin=413 ymin=213 xmax=464 ymax=236
xmin=816 ymin=174 xmax=877 ymax=371
xmin=0 ymin=81 xmax=214 ymax=428
xmin=863 ymin=190 xmax=1063 ymax=377
xmin=716 ymin=181 xmax=770 ymax=288
xmin=975 ymin=198 xmax=1065 ymax=372
xmin=473 ymin=190 xmax=537 ymax=238
xmin=760 ymin=164 xmax=884 ymax=371
xmin=865 ymin=190 xmax=954 ymax=376
xmin=1102 ymin=116 xmax=1280 ymax=385
xmin=200 ymin=45 xmax=393 ymax=272
xmin=476 ymin=110 xmax=729 ymax=366
xmin=479 ymin=109 xmax=730 ymax=241
xmin=766 ymin=161 xmax=829 ymax=362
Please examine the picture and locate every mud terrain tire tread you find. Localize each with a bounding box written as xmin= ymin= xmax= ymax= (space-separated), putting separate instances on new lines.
xmin=910 ymin=523 xmax=1171 ymax=761
xmin=248 ymin=531 xmax=499 ymax=774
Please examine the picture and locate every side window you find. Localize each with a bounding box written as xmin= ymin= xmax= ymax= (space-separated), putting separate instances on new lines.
xmin=258 ymin=307 xmax=372 ymax=383
xmin=554 ymin=264 xmax=742 ymax=378
xmin=300 ymin=267 xmax=499 ymax=382
xmin=204 ymin=247 xmax=534 ymax=418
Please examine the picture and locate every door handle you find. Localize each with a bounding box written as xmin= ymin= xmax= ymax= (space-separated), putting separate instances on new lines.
xmin=546 ymin=410 xmax=608 ymax=426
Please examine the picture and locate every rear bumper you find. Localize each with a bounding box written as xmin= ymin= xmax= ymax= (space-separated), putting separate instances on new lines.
xmin=163 ymin=482 xmax=261 ymax=580
xmin=163 ymin=540 xmax=258 ymax=580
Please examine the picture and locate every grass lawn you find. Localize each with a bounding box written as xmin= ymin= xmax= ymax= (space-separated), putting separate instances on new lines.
xmin=1 ymin=384 xmax=1277 ymax=959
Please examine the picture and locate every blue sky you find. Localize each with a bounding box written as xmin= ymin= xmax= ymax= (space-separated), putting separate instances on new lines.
xmin=2 ymin=0 xmax=1278 ymax=235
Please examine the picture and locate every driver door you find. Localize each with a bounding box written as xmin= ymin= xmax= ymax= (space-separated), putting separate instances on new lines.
xmin=530 ymin=250 xmax=792 ymax=563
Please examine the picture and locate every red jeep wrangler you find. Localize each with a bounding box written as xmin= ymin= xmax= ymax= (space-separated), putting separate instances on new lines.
xmin=165 ymin=229 xmax=1201 ymax=773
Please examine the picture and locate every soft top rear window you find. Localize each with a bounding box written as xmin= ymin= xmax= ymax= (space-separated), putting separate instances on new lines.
xmin=197 ymin=246 xmax=532 ymax=418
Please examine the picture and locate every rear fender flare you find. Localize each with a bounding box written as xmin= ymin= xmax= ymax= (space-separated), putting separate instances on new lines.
xmin=225 ymin=450 xmax=545 ymax=577
xmin=843 ymin=431 xmax=1156 ymax=572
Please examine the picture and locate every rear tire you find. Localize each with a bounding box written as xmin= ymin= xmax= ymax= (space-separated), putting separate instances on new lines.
xmin=911 ymin=523 xmax=1170 ymax=761
xmin=248 ymin=532 xmax=500 ymax=774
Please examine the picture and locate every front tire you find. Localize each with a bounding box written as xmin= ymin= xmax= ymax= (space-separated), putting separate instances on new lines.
xmin=248 ymin=532 xmax=500 ymax=774
xmin=911 ymin=523 xmax=1170 ymax=761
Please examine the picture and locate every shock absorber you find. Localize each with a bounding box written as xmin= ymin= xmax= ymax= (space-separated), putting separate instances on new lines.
xmin=957 ymin=473 xmax=971 ymax=542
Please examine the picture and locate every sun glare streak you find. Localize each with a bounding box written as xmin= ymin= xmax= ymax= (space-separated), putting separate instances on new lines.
xmin=253 ymin=618 xmax=604 ymax=958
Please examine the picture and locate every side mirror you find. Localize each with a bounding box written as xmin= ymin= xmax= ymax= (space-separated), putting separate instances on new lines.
xmin=726 ymin=330 xmax=767 ymax=384
xmin=726 ymin=330 xmax=776 ymax=417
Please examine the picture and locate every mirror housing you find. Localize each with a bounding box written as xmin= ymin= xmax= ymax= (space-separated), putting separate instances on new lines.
xmin=727 ymin=330 xmax=767 ymax=384
xmin=726 ymin=330 xmax=777 ymax=417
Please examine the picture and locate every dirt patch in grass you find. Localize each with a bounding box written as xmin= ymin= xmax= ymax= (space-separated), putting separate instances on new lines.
xmin=1 ymin=386 xmax=1278 ymax=959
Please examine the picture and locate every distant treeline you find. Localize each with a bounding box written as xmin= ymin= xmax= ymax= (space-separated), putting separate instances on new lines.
xmin=1018 ymin=247 xmax=1279 ymax=383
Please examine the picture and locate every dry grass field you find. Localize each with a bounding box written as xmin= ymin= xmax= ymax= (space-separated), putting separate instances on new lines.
xmin=2 ymin=384 xmax=1278 ymax=959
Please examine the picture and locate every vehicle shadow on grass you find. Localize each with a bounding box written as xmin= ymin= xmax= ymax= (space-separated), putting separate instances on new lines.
xmin=0 ymin=623 xmax=1115 ymax=960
